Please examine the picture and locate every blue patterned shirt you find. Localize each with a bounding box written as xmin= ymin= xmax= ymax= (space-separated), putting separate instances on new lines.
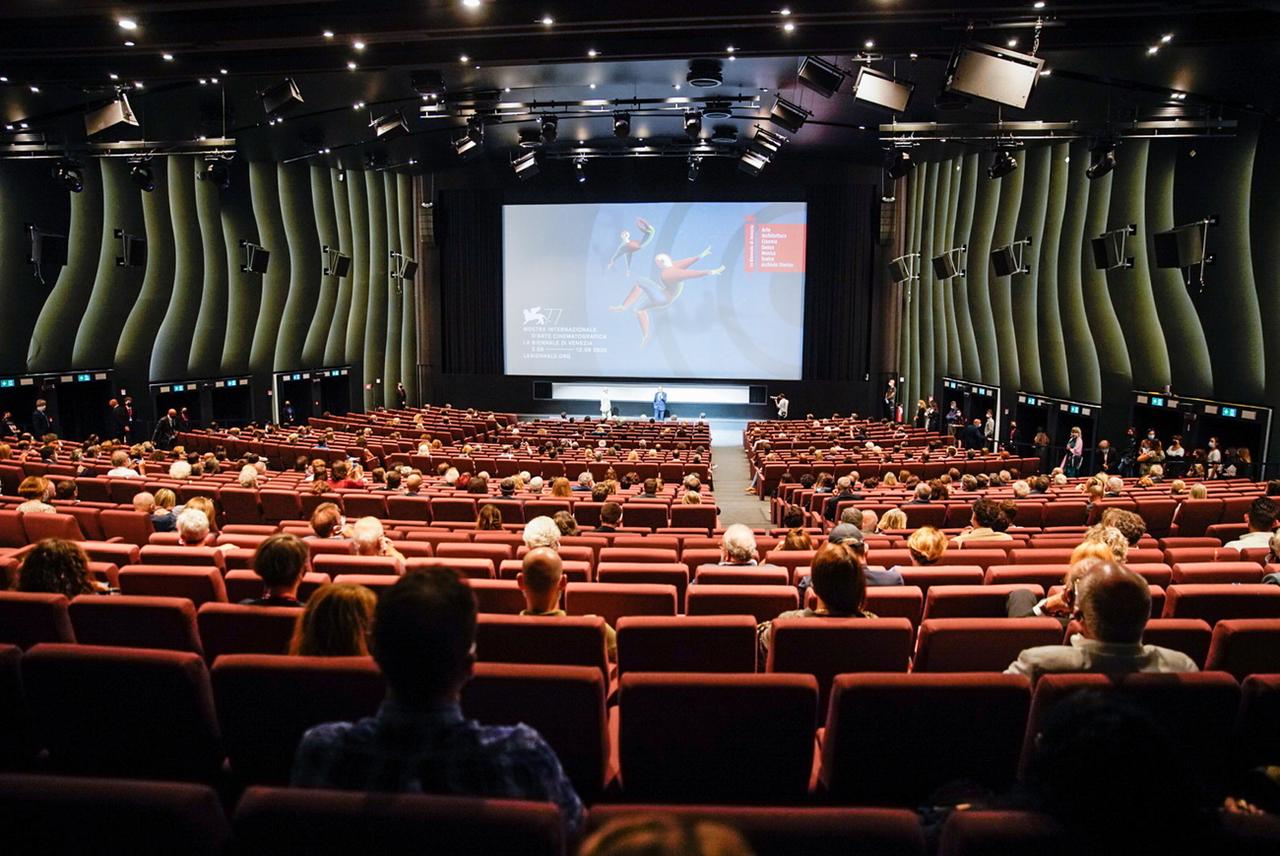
xmin=291 ymin=699 xmax=583 ymax=835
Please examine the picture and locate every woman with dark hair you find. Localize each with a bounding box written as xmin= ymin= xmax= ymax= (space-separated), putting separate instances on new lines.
xmin=757 ymin=541 xmax=875 ymax=654
xmin=779 ymin=529 xmax=813 ymax=551
xmin=242 ymin=533 xmax=309 ymax=606
xmin=476 ymin=504 xmax=504 ymax=531
xmin=16 ymin=539 xmax=104 ymax=596
xmin=289 ymin=583 xmax=376 ymax=656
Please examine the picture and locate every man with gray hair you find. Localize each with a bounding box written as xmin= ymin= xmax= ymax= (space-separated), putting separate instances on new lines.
xmin=1012 ymin=480 xmax=1031 ymax=499
xmin=352 ymin=516 xmax=406 ymax=566
xmin=572 ymin=471 xmax=594 ymax=492
xmin=859 ymin=509 xmax=879 ymax=535
xmin=718 ymin=523 xmax=761 ymax=566
xmin=522 ymin=515 xmax=562 ymax=551
xmin=176 ymin=508 xmax=237 ymax=553
xmin=839 ymin=506 xmax=862 ymax=526
xmin=1005 ymin=562 xmax=1197 ymax=683
xmin=107 ymin=449 xmax=142 ymax=478
xmin=1105 ymin=476 xmax=1124 ymax=497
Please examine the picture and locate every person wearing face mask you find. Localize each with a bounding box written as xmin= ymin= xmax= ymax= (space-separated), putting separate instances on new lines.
xmin=31 ymin=399 xmax=52 ymax=437
xmin=1206 ymin=436 xmax=1222 ymax=479
xmin=1119 ymin=427 xmax=1139 ymax=478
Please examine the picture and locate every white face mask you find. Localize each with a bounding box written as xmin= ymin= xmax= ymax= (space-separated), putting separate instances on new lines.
xmin=37 ymin=406 xmax=45 ymax=412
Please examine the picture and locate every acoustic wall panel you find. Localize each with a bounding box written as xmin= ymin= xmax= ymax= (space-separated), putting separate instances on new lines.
xmin=304 ymin=165 xmax=340 ymax=368
xmin=187 ymin=157 xmax=230 ymax=377
xmin=398 ymin=172 xmax=419 ymax=405
xmin=951 ymin=154 xmax=981 ymax=382
xmin=150 ymin=156 xmax=203 ymax=381
xmin=363 ymin=170 xmax=389 ymax=410
xmin=383 ymin=171 xmax=403 ymax=409
xmin=1037 ymin=142 xmax=1070 ymax=398
xmin=1056 ymin=140 xmax=1100 ymax=403
xmin=344 ymin=166 xmax=370 ymax=372
xmin=325 ymin=168 xmax=355 ymax=368
xmin=1012 ymin=145 xmax=1048 ymax=394
xmin=219 ymin=162 xmax=259 ymax=376
xmin=249 ymin=162 xmax=290 ymax=375
xmin=116 ymin=161 xmax=176 ymax=388
xmin=275 ymin=162 xmax=319 ymax=372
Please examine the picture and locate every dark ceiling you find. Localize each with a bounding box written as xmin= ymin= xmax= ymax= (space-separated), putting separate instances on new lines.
xmin=1 ymin=1 xmax=1277 ymax=171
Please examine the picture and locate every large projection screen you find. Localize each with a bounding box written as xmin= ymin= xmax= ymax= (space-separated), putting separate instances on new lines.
xmin=503 ymin=201 xmax=807 ymax=380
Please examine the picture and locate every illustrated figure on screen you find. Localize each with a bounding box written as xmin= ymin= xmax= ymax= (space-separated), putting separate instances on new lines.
xmin=599 ymin=388 xmax=612 ymax=420
xmin=653 ymin=386 xmax=668 ymax=420
xmin=609 ymin=248 xmax=725 ymax=346
xmin=606 ymin=217 xmax=656 ymax=275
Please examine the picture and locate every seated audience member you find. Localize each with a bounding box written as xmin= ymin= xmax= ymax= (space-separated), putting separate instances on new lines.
xmin=572 ymin=471 xmax=594 ymax=492
xmin=183 ymin=496 xmax=219 ymax=533
xmin=596 ymin=501 xmax=623 ymax=533
xmin=837 ymin=506 xmax=861 ymax=527
xmin=402 ymin=473 xmax=424 ymax=495
xmin=150 ymin=487 xmax=180 ymax=533
xmin=291 ymin=569 xmax=583 ymax=834
xmin=779 ymin=528 xmax=813 ymax=551
xmin=640 ymin=478 xmax=659 ymax=498
xmin=54 ymin=479 xmax=78 ymax=502
xmin=518 ymin=547 xmax=616 ymax=660
xmin=875 ymin=508 xmax=907 ymax=533
xmin=16 ymin=539 xmax=106 ymax=595
xmin=905 ymin=526 xmax=948 ymax=566
xmin=526 ymin=475 xmax=544 ymax=493
xmin=132 ymin=491 xmax=157 ymax=516
xmin=105 ymin=449 xmax=142 ymax=478
xmin=16 ymin=477 xmax=55 ymax=515
xmin=781 ymin=504 xmax=806 ymax=530
xmin=1188 ymin=482 xmax=1209 ymax=499
xmin=578 ymin=816 xmax=753 ymax=856
xmin=1099 ymin=507 xmax=1147 ymax=548
xmin=308 ymin=502 xmax=349 ymax=540
xmin=351 ymin=517 xmax=406 ymax=566
xmin=476 ymin=504 xmax=504 ymax=531
xmin=549 ymin=477 xmax=573 ymax=498
xmin=522 ymin=515 xmax=562 ymax=552
xmin=681 ymin=490 xmax=702 ymax=505
xmin=1224 ymin=497 xmax=1278 ymax=551
xmin=828 ymin=523 xmax=902 ymax=586
xmin=1008 ymin=557 xmax=1104 ymax=624
xmin=1075 ymin=525 xmax=1129 ymax=563
xmin=858 ymin=509 xmax=879 ymax=535
xmin=242 ymin=534 xmax=310 ymax=607
xmin=758 ymin=541 xmax=876 ymax=654
xmin=715 ymin=523 xmax=776 ymax=569
xmin=823 ymin=476 xmax=861 ymax=521
xmin=168 ymin=459 xmax=192 ymax=480
xmin=953 ymin=498 xmax=1014 ymax=544
xmin=176 ymin=508 xmax=236 ymax=553
xmin=1005 ymin=561 xmax=1197 ymax=682
xmin=330 ymin=460 xmax=366 ymax=490
xmin=238 ymin=464 xmax=260 ymax=488
xmin=289 ymin=583 xmax=377 ymax=656
xmin=552 ymin=510 xmax=579 ymax=537
xmin=910 ymin=482 xmax=932 ymax=504
xmin=590 ymin=483 xmax=610 ymax=503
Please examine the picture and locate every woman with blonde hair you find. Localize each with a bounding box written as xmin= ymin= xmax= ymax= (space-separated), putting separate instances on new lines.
xmin=289 ymin=583 xmax=377 ymax=656
xmin=151 ymin=487 xmax=180 ymax=532
xmin=681 ymin=490 xmax=702 ymax=505
xmin=476 ymin=504 xmax=504 ymax=531
xmin=1071 ymin=525 xmax=1128 ymax=564
xmin=905 ymin=526 xmax=948 ymax=566
xmin=876 ymin=507 xmax=907 ymax=532
xmin=183 ymin=496 xmax=220 ymax=532
xmin=16 ymin=476 xmax=55 ymax=515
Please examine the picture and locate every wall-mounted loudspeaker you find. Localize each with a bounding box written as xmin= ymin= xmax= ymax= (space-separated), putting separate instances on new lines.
xmin=533 ymin=381 xmax=553 ymax=400
xmin=240 ymin=241 xmax=270 ymax=274
xmin=749 ymin=385 xmax=767 ymax=405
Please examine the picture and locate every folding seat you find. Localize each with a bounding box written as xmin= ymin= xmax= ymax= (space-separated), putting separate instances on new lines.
xmin=861 ymin=586 xmax=926 ymax=629
xmin=515 ymin=543 xmax=594 ymax=568
xmin=258 ymin=490 xmax=302 ymax=524
xmin=763 ymin=549 xmax=816 ymax=578
xmin=940 ymin=548 xmax=1011 ymax=570
xmin=224 ymin=570 xmax=330 ymax=604
xmin=898 ymin=566 xmax=984 ymax=593
xmin=1238 ymin=674 xmax=1280 ymax=769
xmin=913 ymin=618 xmax=1065 ymax=672
xmin=462 ymin=662 xmax=609 ymax=800
xmin=107 ymin=479 xmax=146 ymax=505
xmin=1171 ymin=498 xmax=1223 ymax=538
xmin=620 ymin=503 xmax=668 ymax=531
xmin=0 ymin=510 xmax=27 ymax=548
xmin=904 ymin=504 xmax=947 ymax=528
xmin=595 ymin=562 xmax=690 ymax=610
xmin=564 ymin=582 xmax=676 ymax=627
xmin=22 ymin=643 xmax=222 ymax=781
xmin=1008 ymin=548 xmax=1073 ymax=565
xmin=670 ymin=504 xmax=717 ymax=531
xmin=1162 ymin=584 xmax=1280 ymax=624
xmin=435 ymin=541 xmax=513 ymax=564
xmin=232 ymin=787 xmax=563 ymax=856
xmin=307 ymin=538 xmax=355 ymax=558
xmin=613 ymin=535 xmax=680 ymax=552
xmin=0 ymin=773 xmax=231 ymax=856
xmin=299 ymin=492 xmax=341 ymax=519
xmin=340 ymin=493 xmax=388 ymax=519
xmin=312 ymin=554 xmax=401 ymax=577
xmin=217 ymin=533 xmax=270 ymax=550
xmin=865 ymin=548 xmax=914 ymax=568
xmin=586 ymin=805 xmax=927 ymax=856
xmin=1159 ymin=536 xmax=1222 ymax=550
xmin=331 ymin=574 xmax=396 ymax=593
xmin=680 ymin=547 xmax=724 ymax=577
xmin=475 ymin=614 xmax=610 ymax=675
xmin=686 ymin=584 xmax=799 ymax=623
xmin=617 ymin=672 xmax=819 ymax=802
xmin=768 ymin=617 xmax=914 ymax=707
xmin=694 ymin=567 xmax=790 ymax=586
xmin=615 ymin=615 xmax=758 ymax=676
xmin=498 ymin=558 xmax=591 ymax=583
xmin=178 ymin=483 xmax=220 ymax=505
xmin=821 ymin=673 xmax=1032 ymax=805
xmin=1207 ymin=522 xmax=1249 ymax=544
xmin=923 ymin=584 xmax=1044 ymax=621
xmin=1203 ymin=619 xmax=1280 ymax=680
xmin=385 ymin=495 xmax=433 ymax=523
xmin=1171 ymin=561 xmax=1262 ymax=585
xmin=73 ymin=476 xmax=113 ymax=502
xmin=524 ymin=499 xmax=572 ymax=521
xmin=219 ymin=487 xmax=262 ymax=524
xmin=1124 ymin=563 xmax=1174 ymax=587
xmin=99 ymin=509 xmax=155 ymax=546
xmin=481 ymin=499 xmax=526 ymax=525
xmin=0 ymin=591 xmax=75 ymax=648
xmin=140 ymin=545 xmax=227 ymax=571
xmin=197 ymin=603 xmax=302 ymax=661
xmin=1018 ymin=672 xmax=1241 ymax=787
xmin=1241 ymin=547 xmax=1272 ymax=565
xmin=404 ymin=556 xmax=494 ymax=579
xmin=466 ymin=578 xmax=528 ymax=614
xmin=1125 ymin=547 xmax=1166 ymax=564
xmin=68 ymin=595 xmax=203 ymax=654
xmin=1040 ymin=503 xmax=1088 ymax=527
xmin=1136 ymin=498 xmax=1178 ymax=537
xmin=404 ymin=529 xmax=472 ymax=549
xmin=53 ymin=505 xmax=103 ymax=540
xmin=599 ymin=546 xmax=679 ymax=564
xmin=985 ymin=565 xmax=1072 ymax=587
xmin=211 ymin=654 xmax=383 ymax=786
xmin=474 ymin=530 xmax=526 ymax=547
xmin=573 ymin=501 xmax=605 ymax=528
xmin=119 ymin=566 xmax=228 ymax=607
xmin=430 ymin=497 xmax=477 ymax=522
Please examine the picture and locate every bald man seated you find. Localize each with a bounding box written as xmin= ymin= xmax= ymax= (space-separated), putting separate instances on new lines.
xmin=517 ymin=547 xmax=616 ymax=661
xmin=1005 ymin=561 xmax=1198 ymax=683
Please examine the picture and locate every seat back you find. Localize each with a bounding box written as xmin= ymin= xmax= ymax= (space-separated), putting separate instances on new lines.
xmin=618 ymin=672 xmax=819 ymax=802
xmin=430 ymin=497 xmax=477 ymax=522
xmin=599 ymin=547 xmax=679 ymax=564
xmin=822 ymin=673 xmax=1032 ymax=805
xmin=693 ymin=567 xmax=790 ymax=587
xmin=0 ymin=591 xmax=75 ymax=649
xmin=68 ymin=595 xmax=203 ymax=654
xmin=914 ymin=618 xmax=1065 ymax=672
xmin=197 ymin=604 xmax=302 ymax=661
xmin=1171 ymin=561 xmax=1262 ymax=585
xmin=20 ymin=512 xmax=84 ymax=542
xmin=923 ymin=585 xmax=1044 ymax=620
xmin=897 ymin=567 xmax=985 ymax=593
xmin=564 ymin=582 xmax=676 ymax=628
xmin=435 ymin=542 xmax=513 ymax=564
xmin=1239 ymin=675 xmax=1280 ymax=771
xmin=1204 ymin=619 xmax=1280 ymax=680
xmin=140 ymin=545 xmax=227 ymax=570
xmin=670 ymin=504 xmax=717 ymax=531
xmin=767 ymin=617 xmax=913 ymax=708
xmin=312 ymin=554 xmax=401 ymax=577
xmin=596 ymin=563 xmax=690 ymax=610
xmin=211 ymin=654 xmax=384 ymax=785
xmin=615 ymin=615 xmax=758 ymax=676
xmin=1173 ymin=499 xmax=1224 ymax=538
xmin=466 ymin=578 xmax=527 ymax=614
xmin=118 ymin=565 xmax=228 ymax=607
xmin=223 ymin=571 xmax=330 ymax=604
xmin=1162 ymin=584 xmax=1280 ymax=624
xmin=22 ymin=643 xmax=222 ymax=780
xmin=474 ymin=614 xmax=609 ymax=675
xmin=98 ymin=509 xmax=155 ymax=547
xmin=403 ymin=556 xmax=495 ymax=580
xmin=686 ymin=584 xmax=799 ymax=623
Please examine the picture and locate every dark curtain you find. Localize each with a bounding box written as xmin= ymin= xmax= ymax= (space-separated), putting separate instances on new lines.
xmin=436 ymin=187 xmax=503 ymax=373
xmin=802 ymin=184 xmax=877 ymax=382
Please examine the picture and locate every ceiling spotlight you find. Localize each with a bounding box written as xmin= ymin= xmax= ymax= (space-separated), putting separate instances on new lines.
xmin=117 ymin=18 xmax=138 ymax=30
xmin=574 ymin=158 xmax=587 ymax=183
xmin=29 ymin=85 xmax=40 ymax=93
xmin=783 ymin=22 xmax=795 ymax=32
xmin=1161 ymin=33 xmax=1174 ymax=43
xmin=739 ymin=150 xmax=770 ymax=177
xmin=864 ymin=39 xmax=875 ymax=49
xmin=371 ymin=110 xmax=408 ymax=138
xmin=454 ymin=134 xmax=478 ymax=156
xmin=124 ymin=41 xmax=135 ymax=47
xmin=201 ymin=159 xmax=231 ymax=189
xmin=162 ymin=53 xmax=174 ymax=61
xmin=463 ymin=0 xmax=481 ymax=7
xmin=260 ymin=77 xmax=304 ymax=117
xmin=540 ymin=114 xmax=558 ymax=143
xmin=797 ymin=56 xmax=846 ymax=98
xmin=459 ymin=54 xmax=469 ymax=63
xmin=613 ymin=111 xmax=631 ymax=138
xmin=323 ymin=30 xmax=334 ymax=39
xmin=347 ymin=61 xmax=358 ymax=70
xmin=129 ymin=161 xmax=155 ymax=192
xmin=1006 ymin=38 xmax=1018 ymax=48
xmin=1034 ymin=1 xmax=1046 ymax=8
xmin=52 ymin=159 xmax=84 ymax=193
xmin=352 ymin=40 xmax=365 ymax=51
xmin=687 ymin=156 xmax=701 ymax=183
xmin=518 ymin=128 xmax=543 ymax=148
xmin=987 ymin=146 xmax=1019 ymax=180
xmin=513 ymin=150 xmax=540 ymax=180
xmin=220 ymin=68 xmax=228 ymax=74
xmin=587 ymin=49 xmax=598 ymax=58
xmin=1086 ymin=141 xmax=1118 ymax=180
xmin=886 ymin=150 xmax=915 ymax=179
xmin=768 ymin=96 xmax=810 ymax=133
xmin=683 ymin=110 xmax=702 ymax=137
xmin=85 ymin=92 xmax=139 ymax=136
xmin=1147 ymin=45 xmax=1160 ymax=55
xmin=541 ymin=15 xmax=554 ymax=26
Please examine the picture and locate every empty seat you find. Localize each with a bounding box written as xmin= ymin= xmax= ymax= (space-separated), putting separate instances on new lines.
xmin=615 ymin=615 xmax=758 ymax=676
xmin=767 ymin=617 xmax=914 ymax=706
xmin=1164 ymin=546 xmax=1243 ymax=566
xmin=0 ymin=773 xmax=231 ymax=856
xmin=232 ymin=787 xmax=563 ymax=856
xmin=118 ymin=565 xmax=228 ymax=607
xmin=197 ymin=603 xmax=302 ymax=661
xmin=0 ymin=644 xmax=32 ymax=763
xmin=898 ymin=567 xmax=985 ymax=593
xmin=312 ymin=554 xmax=402 ymax=577
xmin=0 ymin=591 xmax=75 ymax=649
xmin=686 ymin=584 xmax=799 ymax=623
xmin=1204 ymin=619 xmax=1280 ymax=680
xmin=1171 ymin=561 xmax=1262 ymax=585
xmin=622 ymin=504 xmax=670 ymax=531
xmin=211 ymin=654 xmax=384 ymax=785
xmin=821 ymin=673 xmax=1031 ymax=805
xmin=68 ymin=595 xmax=203 ymax=654
xmin=694 ymin=567 xmax=790 ymax=586
xmin=1238 ymin=674 xmax=1280 ymax=769
xmin=331 ymin=574 xmax=397 ymax=593
xmin=404 ymin=556 xmax=495 ymax=580
xmin=386 ymin=495 xmax=433 ymax=522
xmin=914 ymin=618 xmax=1066 ymax=672
xmin=923 ymin=585 xmax=1044 ymax=621
xmin=862 ymin=586 xmax=927 ymax=630
xmin=20 ymin=512 xmax=84 ymax=542
xmin=99 ymin=509 xmax=155 ymax=547
xmin=617 ymin=672 xmax=818 ymax=802
xmin=219 ymin=488 xmax=262 ymax=524
xmin=475 ymin=614 xmax=609 ymax=675
xmin=1162 ymin=584 xmax=1280 ymax=624
xmin=435 ymin=542 xmax=514 ymax=564
xmin=467 ymin=578 xmax=528 ymax=614
xmin=462 ymin=662 xmax=608 ymax=800
xmin=1171 ymin=499 xmax=1223 ymax=539
xmin=22 ymin=643 xmax=222 ymax=780
xmin=307 ymin=539 xmax=356 ymax=558
xmin=984 ymin=565 xmax=1071 ymax=588
xmin=597 ymin=563 xmax=690 ymax=610
xmin=259 ymin=491 xmax=303 ymax=524
xmin=564 ymin=582 xmax=676 ymax=627
xmin=341 ymin=494 xmax=387 ymax=519
xmin=430 ymin=497 xmax=477 ymax=522
xmin=139 ymin=545 xmax=227 ymax=571
xmin=670 ymin=504 xmax=717 ymax=531
xmin=77 ymin=540 xmax=141 ymax=566
xmin=599 ymin=547 xmax=679 ymax=565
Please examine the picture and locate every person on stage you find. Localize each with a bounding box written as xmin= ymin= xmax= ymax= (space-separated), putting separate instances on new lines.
xmin=607 ymin=217 xmax=656 ymax=275
xmin=610 ymin=248 xmax=725 ymax=346
xmin=771 ymin=392 xmax=789 ymax=419
xmin=599 ymin=388 xmax=612 ymax=420
xmin=652 ymin=386 xmax=668 ymax=420
xmin=882 ymin=380 xmax=897 ymax=421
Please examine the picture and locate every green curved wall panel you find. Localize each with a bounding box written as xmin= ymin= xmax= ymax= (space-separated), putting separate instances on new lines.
xmin=116 ymin=164 xmax=175 ymax=386
xmin=1057 ymin=141 xmax=1100 ymax=402
xmin=1079 ymin=151 xmax=1132 ymax=406
xmin=988 ymin=152 xmax=1026 ymax=393
xmin=917 ymin=161 xmax=939 ymax=407
xmin=932 ymin=159 xmax=954 ymax=387
xmin=1036 ymin=143 xmax=1070 ymax=397
xmin=363 ymin=171 xmax=389 ymax=409
xmin=0 ymin=167 xmax=68 ymax=370
xmin=248 ymin=163 xmax=290 ymax=376
xmin=187 ymin=162 xmax=230 ymax=377
xmin=304 ymin=165 xmax=340 ymax=368
xmin=1251 ymin=123 xmax=1280 ymax=414
xmin=383 ymin=172 xmax=403 ymax=408
xmin=964 ymin=155 xmax=1001 ymax=389
xmin=1012 ymin=146 xmax=1049 ymax=394
xmin=275 ymin=163 xmax=319 ymax=371
xmin=29 ymin=159 xmax=103 ymax=371
xmin=345 ymin=170 xmax=370 ymax=370
xmin=951 ymin=154 xmax=981 ymax=381
xmin=325 ymin=169 xmax=355 ymax=367
xmin=73 ymin=159 xmax=146 ymax=369
xmin=219 ymin=163 xmax=259 ymax=375
xmin=398 ymin=173 xmax=418 ymax=404
xmin=150 ymin=157 xmax=203 ymax=381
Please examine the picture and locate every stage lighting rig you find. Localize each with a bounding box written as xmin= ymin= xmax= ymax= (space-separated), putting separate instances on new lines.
xmin=886 ymin=150 xmax=914 ymax=179
xmin=987 ymin=146 xmax=1018 ymax=180
xmin=613 ymin=112 xmax=631 ymax=138
xmin=1086 ymin=141 xmax=1118 ymax=180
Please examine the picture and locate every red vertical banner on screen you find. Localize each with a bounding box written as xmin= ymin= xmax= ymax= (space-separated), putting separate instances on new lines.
xmin=744 ymin=217 xmax=806 ymax=273
xmin=744 ymin=217 xmax=757 ymax=272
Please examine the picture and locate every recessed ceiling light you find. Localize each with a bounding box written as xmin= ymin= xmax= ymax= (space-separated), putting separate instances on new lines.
xmin=674 ymin=83 xmax=681 ymax=90
xmin=578 ymin=139 xmax=585 ymax=144
xmin=219 ymin=68 xmax=228 ymax=74
xmin=19 ymin=122 xmax=28 ymax=129
xmin=541 ymin=15 xmax=554 ymax=26
xmin=0 ymin=75 xmax=9 ymax=82
xmin=1006 ymin=38 xmax=1018 ymax=48
xmin=124 ymin=40 xmax=135 ymax=47
xmin=1161 ymin=33 xmax=1173 ymax=43
xmin=909 ymin=52 xmax=919 ymax=59
xmin=587 ymin=49 xmax=598 ymax=57
xmin=864 ymin=39 xmax=875 ymax=48
xmin=352 ymin=101 xmax=364 ymax=109
xmin=347 ymin=61 xmax=358 ymax=70
xmin=459 ymin=54 xmax=469 ymax=63
xmin=726 ymin=46 xmax=735 ymax=53
xmin=504 ymin=86 xmax=511 ymax=92
xmin=779 ymin=7 xmax=791 ymax=14
xmin=29 ymin=85 xmax=39 ymax=93
xmin=134 ymin=81 xmax=143 ymax=89
xmin=728 ymin=55 xmax=736 ymax=61
xmin=463 ymin=0 xmax=481 ymax=7
xmin=783 ymin=22 xmax=795 ymax=32
xmin=117 ymin=18 xmax=138 ymax=30
xmin=1039 ymin=68 xmax=1052 ymax=76
xmin=353 ymin=40 xmax=365 ymax=51
xmin=162 ymin=53 xmax=174 ymax=61
xmin=589 ymin=83 xmax=596 ymax=89
xmin=323 ymin=30 xmax=334 ymax=39
xmin=108 ymin=72 xmax=118 ymax=80
xmin=199 ymin=78 xmax=207 ymax=84
xmin=1147 ymin=45 xmax=1160 ymax=55
xmin=210 ymin=76 xmax=218 ymax=83
xmin=1034 ymin=1 xmax=1045 ymax=8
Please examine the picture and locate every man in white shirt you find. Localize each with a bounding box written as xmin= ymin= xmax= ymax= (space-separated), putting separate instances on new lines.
xmin=105 ymin=449 xmax=142 ymax=478
xmin=1006 ymin=562 xmax=1198 ymax=684
xmin=771 ymin=392 xmax=789 ymax=419
xmin=1224 ymin=497 xmax=1277 ymax=551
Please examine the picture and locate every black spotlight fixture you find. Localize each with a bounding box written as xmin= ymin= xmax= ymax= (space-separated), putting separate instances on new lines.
xmin=886 ymin=150 xmax=914 ymax=180
xmin=200 ymin=158 xmax=231 ymax=190
xmin=987 ymin=146 xmax=1018 ymax=180
xmin=52 ymin=159 xmax=84 ymax=193
xmin=1086 ymin=141 xmax=1118 ymax=180
xmin=683 ymin=110 xmax=703 ymax=138
xmin=128 ymin=160 xmax=155 ymax=192
xmin=797 ymin=56 xmax=846 ymax=99
xmin=512 ymin=150 xmax=540 ymax=180
xmin=613 ymin=111 xmax=631 ymax=138
xmin=574 ymin=157 xmax=587 ymax=184
xmin=455 ymin=115 xmax=484 ymax=156
xmin=260 ymin=77 xmax=304 ymax=117
xmin=687 ymin=155 xmax=701 ymax=183
xmin=768 ymin=96 xmax=811 ymax=133
xmin=539 ymin=114 xmax=558 ymax=143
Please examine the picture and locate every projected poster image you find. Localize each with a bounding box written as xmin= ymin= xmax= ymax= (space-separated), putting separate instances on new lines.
xmin=503 ymin=201 xmax=807 ymax=380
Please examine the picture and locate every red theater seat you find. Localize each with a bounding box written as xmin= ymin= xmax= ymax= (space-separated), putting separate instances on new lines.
xmin=0 ymin=645 xmax=32 ymax=763
xmin=595 ymin=563 xmax=690 ymax=610
xmin=615 ymin=615 xmax=758 ymax=676
xmin=20 ymin=512 xmax=83 ymax=542
xmin=404 ymin=556 xmax=495 ymax=579
xmin=686 ymin=584 xmax=799 ymax=623
xmin=475 ymin=614 xmax=610 ymax=675
xmin=923 ymin=585 xmax=1044 ymax=620
xmin=1162 ymin=584 xmax=1280 ymax=624
xmin=767 ymin=617 xmax=914 ymax=707
xmin=1238 ymin=675 xmax=1280 ymax=770
xmin=312 ymin=554 xmax=401 ymax=577
xmin=223 ymin=570 xmax=330 ymax=604
xmin=599 ymin=546 xmax=679 ymax=565
xmin=99 ymin=509 xmax=155 ymax=547
xmin=466 ymin=578 xmax=527 ymax=614
xmin=118 ymin=565 xmax=228 ymax=607
xmin=564 ymin=582 xmax=676 ymax=627
xmin=913 ymin=618 xmax=1066 ymax=672
xmin=693 ymin=567 xmax=790 ymax=586
xmin=197 ymin=603 xmax=302 ymax=661
xmin=1204 ymin=619 xmax=1280 ymax=680
xmin=139 ymin=545 xmax=227 ymax=571
xmin=68 ymin=595 xmax=203 ymax=654
xmin=1171 ymin=561 xmax=1263 ymax=585
xmin=0 ymin=591 xmax=75 ymax=649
